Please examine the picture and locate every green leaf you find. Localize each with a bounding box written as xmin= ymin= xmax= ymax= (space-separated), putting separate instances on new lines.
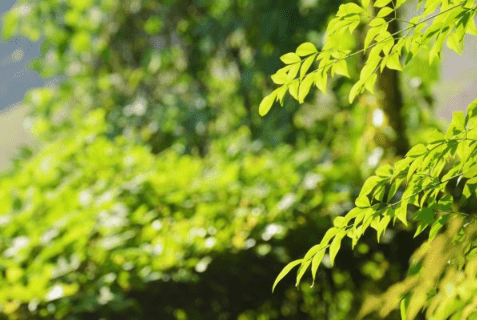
xmin=360 ymin=176 xmax=382 ymax=197
xmin=429 ymin=215 xmax=447 ymax=241
xmin=376 ymin=165 xmax=393 ymax=177
xmin=387 ymin=177 xmax=404 ymax=202
xmin=321 ymin=227 xmax=339 ymax=245
xmin=336 ymin=3 xmax=364 ymax=17
xmin=400 ymin=294 xmax=410 ymax=320
xmin=334 ymin=59 xmax=350 ymax=78
xmin=300 ymin=54 xmax=316 ymax=80
xmin=271 ymin=71 xmax=288 ymax=84
xmin=395 ymin=201 xmax=408 ymax=226
xmin=374 ymin=0 xmax=392 ymax=7
xmin=298 ymin=74 xmax=315 ymax=103
xmin=377 ymin=215 xmax=391 ymax=242
xmin=272 ymin=259 xmax=303 ymax=292
xmin=289 ymin=80 xmax=299 ymax=101
xmin=406 ymin=144 xmax=427 ymax=158
xmin=349 ymin=81 xmax=363 ymax=103
xmin=361 ymin=73 xmax=375 ymax=94
xmin=451 ymin=111 xmax=466 ymax=132
xmin=287 ymin=63 xmax=300 ymax=81
xmin=296 ymin=259 xmax=312 ymax=287
xmin=428 ymin=130 xmax=446 ymax=144
xmin=377 ymin=7 xmax=394 ymax=18
xmin=329 ymin=229 xmax=346 ymax=266
xmin=296 ymin=42 xmax=318 ymax=56
xmin=355 ymin=195 xmax=371 ymax=208
xmin=386 ymin=52 xmax=402 ymax=71
xmin=303 ymin=244 xmax=323 ymax=262
xmin=315 ymin=70 xmax=328 ymax=93
xmin=364 ymin=27 xmax=382 ymax=51
xmin=280 ymin=53 xmax=301 ymax=64
xmin=333 ymin=216 xmax=346 ymax=228
xmin=310 ymin=249 xmax=326 ymax=286
xmin=277 ymin=85 xmax=288 ymax=106
xmin=259 ymin=90 xmax=278 ymax=116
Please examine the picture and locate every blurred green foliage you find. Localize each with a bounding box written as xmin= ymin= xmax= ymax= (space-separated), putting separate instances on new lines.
xmin=0 ymin=0 xmax=443 ymax=319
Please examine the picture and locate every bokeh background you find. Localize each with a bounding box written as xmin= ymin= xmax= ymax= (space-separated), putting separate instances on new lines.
xmin=0 ymin=0 xmax=474 ymax=319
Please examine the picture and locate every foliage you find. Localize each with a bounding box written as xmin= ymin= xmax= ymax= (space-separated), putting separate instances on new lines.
xmin=260 ymin=0 xmax=477 ymax=116
xmin=266 ymin=0 xmax=477 ymax=319
xmin=2 ymin=0 xmax=343 ymax=153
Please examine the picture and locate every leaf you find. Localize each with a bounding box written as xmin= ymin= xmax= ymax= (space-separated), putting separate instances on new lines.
xmin=336 ymin=3 xmax=364 ymax=17
xmin=428 ymin=130 xmax=445 ymax=144
xmin=310 ymin=249 xmax=326 ymax=286
xmin=329 ymin=229 xmax=346 ymax=266
xmin=289 ymin=80 xmax=299 ymax=101
xmin=360 ymin=176 xmax=382 ymax=197
xmin=364 ymin=27 xmax=381 ymax=51
xmin=298 ymin=74 xmax=315 ymax=103
xmin=315 ymin=70 xmax=328 ymax=93
xmin=271 ymin=71 xmax=288 ymax=84
xmin=272 ymin=259 xmax=303 ymax=292
xmin=400 ymin=294 xmax=411 ymax=320
xmin=466 ymin=15 xmax=477 ymax=35
xmin=451 ymin=111 xmax=466 ymax=132
xmin=386 ymin=52 xmax=402 ymax=71
xmin=377 ymin=215 xmax=391 ymax=242
xmin=364 ymin=73 xmax=377 ymax=94
xmin=406 ymin=144 xmax=427 ymax=158
xmin=296 ymin=42 xmax=318 ymax=56
xmin=303 ymin=244 xmax=323 ymax=262
xmin=377 ymin=7 xmax=394 ymax=18
xmin=287 ymin=63 xmax=300 ymax=81
xmin=296 ymin=259 xmax=312 ymax=287
xmin=333 ymin=216 xmax=346 ymax=228
xmin=259 ymin=90 xmax=277 ymax=116
xmin=387 ymin=177 xmax=404 ymax=202
xmin=277 ymin=85 xmax=288 ymax=106
xmin=280 ymin=52 xmax=301 ymax=64
xmin=349 ymin=81 xmax=363 ymax=103
xmin=395 ymin=201 xmax=408 ymax=226
xmin=374 ymin=0 xmax=392 ymax=7
xmin=355 ymin=195 xmax=371 ymax=208
xmin=334 ymin=59 xmax=350 ymax=78
xmin=300 ymin=54 xmax=316 ymax=80
xmin=321 ymin=227 xmax=339 ymax=245
xmin=429 ymin=215 xmax=447 ymax=241
xmin=376 ymin=165 xmax=393 ymax=177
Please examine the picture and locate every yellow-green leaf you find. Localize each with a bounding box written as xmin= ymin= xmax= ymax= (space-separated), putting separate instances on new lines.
xmin=289 ymin=80 xmax=299 ymax=101
xmin=334 ymin=59 xmax=350 ymax=78
xmin=310 ymin=249 xmax=326 ymax=286
xmin=315 ymin=70 xmax=328 ymax=93
xmin=377 ymin=7 xmax=394 ymax=18
xmin=329 ymin=229 xmax=346 ymax=266
xmin=280 ymin=52 xmax=301 ymax=64
xmin=272 ymin=259 xmax=303 ymax=292
xmin=374 ymin=0 xmax=392 ymax=7
xmin=386 ymin=52 xmax=402 ymax=70
xmin=300 ymin=54 xmax=316 ymax=80
xmin=296 ymin=42 xmax=318 ymax=56
xmin=296 ymin=259 xmax=312 ymax=286
xmin=298 ymin=73 xmax=315 ymax=103
xmin=349 ymin=81 xmax=363 ymax=103
xmin=259 ymin=90 xmax=277 ymax=116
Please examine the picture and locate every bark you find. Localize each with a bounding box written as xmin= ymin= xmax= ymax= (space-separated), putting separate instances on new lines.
xmin=375 ymin=1 xmax=410 ymax=156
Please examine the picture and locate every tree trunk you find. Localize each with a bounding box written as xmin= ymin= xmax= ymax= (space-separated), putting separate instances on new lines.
xmin=374 ymin=1 xmax=410 ymax=156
